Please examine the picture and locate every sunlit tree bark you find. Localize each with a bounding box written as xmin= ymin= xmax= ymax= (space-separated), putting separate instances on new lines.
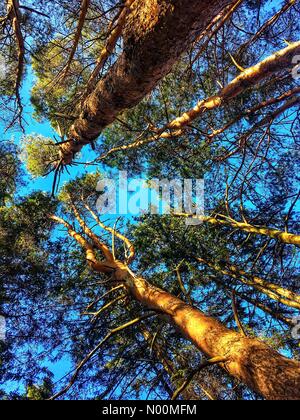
xmin=196 ymin=257 xmax=300 ymax=310
xmin=51 ymin=213 xmax=300 ymax=400
xmin=124 ymin=272 xmax=300 ymax=401
xmin=175 ymin=212 xmax=300 ymax=246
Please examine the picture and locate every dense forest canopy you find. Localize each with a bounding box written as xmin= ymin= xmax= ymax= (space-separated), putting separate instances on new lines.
xmin=0 ymin=0 xmax=299 ymax=401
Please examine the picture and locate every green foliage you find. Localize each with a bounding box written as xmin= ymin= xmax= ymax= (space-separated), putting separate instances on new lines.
xmin=30 ymin=2 xmax=108 ymax=131
xmin=26 ymin=378 xmax=54 ymax=400
xmin=0 ymin=0 xmax=299 ymax=402
xmin=0 ymin=191 xmax=57 ymax=275
xmin=0 ymin=143 xmax=23 ymax=206
xmin=21 ymin=135 xmax=59 ymax=178
xmin=58 ymin=171 xmax=103 ymax=204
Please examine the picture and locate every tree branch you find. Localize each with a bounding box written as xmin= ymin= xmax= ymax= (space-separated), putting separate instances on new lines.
xmin=172 ymin=356 xmax=229 ymax=400
xmin=49 ymin=313 xmax=157 ymax=400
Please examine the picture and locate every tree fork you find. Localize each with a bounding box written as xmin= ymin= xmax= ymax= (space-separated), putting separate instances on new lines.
xmin=175 ymin=212 xmax=300 ymax=246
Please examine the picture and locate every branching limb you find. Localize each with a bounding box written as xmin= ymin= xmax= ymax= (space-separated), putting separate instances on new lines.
xmin=49 ymin=214 xmax=116 ymax=274
xmin=7 ymin=0 xmax=25 ymax=128
xmin=86 ymin=294 xmax=127 ymax=323
xmin=232 ymin=291 xmax=247 ymax=337
xmin=191 ymin=0 xmax=244 ymax=67
xmin=49 ymin=313 xmax=157 ymax=400
xmin=196 ymin=257 xmax=300 ymax=310
xmin=174 ymin=211 xmax=300 ymax=246
xmin=175 ymin=263 xmax=193 ymax=305
xmin=70 ymin=199 xmax=114 ymax=262
xmin=237 ymin=0 xmax=297 ymax=57
xmin=206 ymin=86 xmax=300 ymax=144
xmin=210 ymin=276 xmax=294 ymax=327
xmin=218 ymin=96 xmax=300 ymax=161
xmin=83 ymin=0 xmax=136 ymax=98
xmin=52 ymin=0 xmax=90 ymax=85
xmin=95 ymin=42 xmax=300 ymax=160
xmin=86 ymin=285 xmax=125 ymax=311
xmin=171 ymin=356 xmax=229 ymax=400
xmin=19 ymin=5 xmax=50 ymax=19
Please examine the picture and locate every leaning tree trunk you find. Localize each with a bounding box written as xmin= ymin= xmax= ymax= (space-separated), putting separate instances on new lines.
xmin=50 ymin=214 xmax=300 ymax=400
xmin=123 ymin=269 xmax=300 ymax=400
xmin=60 ymin=0 xmax=233 ymax=164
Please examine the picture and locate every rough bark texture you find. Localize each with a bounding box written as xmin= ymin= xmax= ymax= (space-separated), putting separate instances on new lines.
xmin=60 ymin=0 xmax=232 ymax=163
xmin=51 ymin=215 xmax=300 ymax=400
xmin=125 ymin=272 xmax=300 ymax=400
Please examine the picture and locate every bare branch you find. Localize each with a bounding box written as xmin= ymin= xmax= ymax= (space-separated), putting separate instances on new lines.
xmin=83 ymin=0 xmax=136 ymax=98
xmin=49 ymin=313 xmax=157 ymax=400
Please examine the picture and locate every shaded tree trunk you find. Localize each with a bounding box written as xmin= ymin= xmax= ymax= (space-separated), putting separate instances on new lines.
xmin=60 ymin=0 xmax=233 ymax=164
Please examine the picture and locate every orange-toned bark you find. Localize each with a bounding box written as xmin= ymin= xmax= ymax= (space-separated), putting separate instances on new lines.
xmin=168 ymin=41 xmax=300 ymax=131
xmin=49 ymin=214 xmax=115 ymax=274
xmin=58 ymin=0 xmax=90 ymax=83
xmin=70 ymin=201 xmax=114 ymax=262
xmin=191 ymin=0 xmax=244 ymax=67
xmin=99 ymin=42 xmax=300 ymax=158
xmin=83 ymin=0 xmax=136 ymax=97
xmin=84 ymin=202 xmax=135 ymax=264
xmin=125 ymin=272 xmax=300 ymax=400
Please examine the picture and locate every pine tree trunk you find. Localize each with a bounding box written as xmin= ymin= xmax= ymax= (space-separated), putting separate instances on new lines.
xmin=124 ymin=272 xmax=300 ymax=400
xmin=51 ymin=214 xmax=300 ymax=399
xmin=61 ymin=0 xmax=233 ymax=163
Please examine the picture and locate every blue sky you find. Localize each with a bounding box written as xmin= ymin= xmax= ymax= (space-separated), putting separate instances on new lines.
xmin=1 ymin=70 xmax=87 ymax=392
xmin=3 ymin=67 xmax=100 ymax=196
xmin=1 ymin=0 xmax=298 ymax=397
